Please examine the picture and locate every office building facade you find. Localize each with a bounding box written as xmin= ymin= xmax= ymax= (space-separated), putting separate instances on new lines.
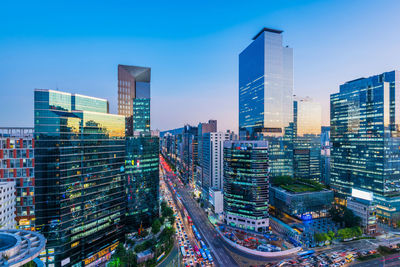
xmin=201 ymin=132 xmax=230 ymax=199
xmin=269 ymin=186 xmax=333 ymax=220
xmin=125 ymin=133 xmax=159 ymax=231
xmin=292 ymin=97 xmax=322 ymax=181
xmin=223 ymin=141 xmax=269 ymax=232
xmin=238 ymin=28 xmax=294 ymax=178
xmin=239 ymin=28 xmax=293 ymax=139
xmin=0 ymin=181 xmax=16 ymax=229
xmin=118 ymin=65 xmax=151 ymax=135
xmin=330 ymin=71 xmax=400 ymax=221
xmin=347 ymin=197 xmax=377 ymax=234
xmin=0 ymin=127 xmax=35 ymax=230
xmin=321 ymin=126 xmax=331 ymax=185
xmin=34 ymin=89 xmax=126 ymax=267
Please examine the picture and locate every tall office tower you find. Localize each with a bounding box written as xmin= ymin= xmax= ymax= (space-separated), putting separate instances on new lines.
xmin=118 ymin=65 xmax=151 ymax=135
xmin=223 ymin=141 xmax=269 ymax=232
xmin=182 ymin=125 xmax=198 ymax=183
xmin=34 ymin=89 xmax=126 ymax=267
xmin=197 ymin=120 xmax=217 ymax=190
xmin=201 ymin=132 xmax=230 ymax=199
xmin=125 ymin=132 xmax=159 ymax=231
xmin=119 ymin=64 xmax=160 ymax=232
xmin=330 ymin=71 xmax=400 ymax=222
xmin=239 ymin=28 xmax=293 ymax=178
xmin=320 ymin=126 xmax=331 ymax=185
xmin=0 ymin=127 xmax=35 ymax=230
xmin=292 ymin=97 xmax=322 ymax=180
xmin=239 ymin=28 xmax=293 ymax=139
xmin=0 ymin=181 xmax=16 ymax=229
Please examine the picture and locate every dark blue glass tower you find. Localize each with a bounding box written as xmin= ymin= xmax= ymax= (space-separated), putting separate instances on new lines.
xmin=238 ymin=28 xmax=294 ymax=177
xmin=34 ymin=89 xmax=126 ymax=267
xmin=330 ymin=71 xmax=400 ymax=222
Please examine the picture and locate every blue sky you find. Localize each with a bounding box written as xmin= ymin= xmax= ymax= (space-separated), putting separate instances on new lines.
xmin=1 ymin=0 xmax=400 ymax=131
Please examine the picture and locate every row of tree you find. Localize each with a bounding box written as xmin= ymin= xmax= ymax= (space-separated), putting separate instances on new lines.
xmin=337 ymin=226 xmax=363 ymax=240
xmin=314 ymin=230 xmax=335 ymax=243
xmin=314 ymin=226 xmax=363 ymax=244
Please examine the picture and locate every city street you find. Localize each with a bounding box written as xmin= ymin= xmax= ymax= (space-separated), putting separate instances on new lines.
xmin=160 ymin=155 xmax=297 ymax=266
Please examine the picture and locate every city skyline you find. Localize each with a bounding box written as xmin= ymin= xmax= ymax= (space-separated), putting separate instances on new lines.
xmin=2 ymin=0 xmax=400 ymax=132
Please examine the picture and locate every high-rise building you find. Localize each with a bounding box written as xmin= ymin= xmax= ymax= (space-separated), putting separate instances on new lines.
xmin=125 ymin=132 xmax=159 ymax=231
xmin=118 ymin=65 xmax=151 ymax=135
xmin=201 ymin=132 xmax=230 ymax=199
xmin=330 ymin=71 xmax=400 ymax=221
xmin=292 ymin=97 xmax=322 ymax=181
xmin=197 ymin=120 xmax=217 ymax=163
xmin=321 ymin=126 xmax=331 ymax=185
xmin=34 ymin=89 xmax=126 ymax=267
xmin=0 ymin=181 xmax=16 ymax=229
xmin=196 ymin=120 xmax=217 ymax=190
xmin=119 ymin=64 xmax=160 ymax=233
xmin=0 ymin=127 xmax=35 ymax=230
xmin=238 ymin=28 xmax=294 ymax=178
xmin=239 ymin=28 xmax=293 ymax=139
xmin=223 ymin=141 xmax=269 ymax=232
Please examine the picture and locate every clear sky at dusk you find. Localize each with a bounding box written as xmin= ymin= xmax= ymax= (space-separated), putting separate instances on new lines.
xmin=1 ymin=0 xmax=400 ymax=131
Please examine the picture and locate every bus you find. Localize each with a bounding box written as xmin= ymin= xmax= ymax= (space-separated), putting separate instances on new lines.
xmin=204 ymin=248 xmax=213 ymax=262
xmin=199 ymin=249 xmax=207 ymax=260
xmin=192 ymin=225 xmax=202 ymax=241
xmin=297 ymin=250 xmax=315 ymax=257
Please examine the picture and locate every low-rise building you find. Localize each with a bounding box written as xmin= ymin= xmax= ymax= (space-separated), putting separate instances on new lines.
xmin=0 ymin=127 xmax=35 ymax=230
xmin=0 ymin=182 xmax=16 ymax=229
xmin=347 ymin=196 xmax=377 ymax=234
xmin=0 ymin=229 xmax=46 ymax=266
xmin=269 ymin=184 xmax=333 ymax=220
xmin=209 ymin=188 xmax=223 ymax=215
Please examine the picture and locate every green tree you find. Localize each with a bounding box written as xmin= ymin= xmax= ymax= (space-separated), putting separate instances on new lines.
xmin=328 ymin=230 xmax=335 ymax=240
xmin=151 ymin=219 xmax=162 ymax=234
xmin=162 ymin=206 xmax=173 ymax=218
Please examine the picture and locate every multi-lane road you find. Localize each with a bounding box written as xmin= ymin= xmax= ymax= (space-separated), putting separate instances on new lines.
xmin=160 ymin=155 xmax=294 ymax=267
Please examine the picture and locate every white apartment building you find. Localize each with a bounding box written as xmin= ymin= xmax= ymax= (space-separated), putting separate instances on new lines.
xmin=0 ymin=181 xmax=16 ymax=229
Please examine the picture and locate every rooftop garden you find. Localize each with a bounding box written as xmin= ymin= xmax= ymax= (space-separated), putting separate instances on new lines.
xmin=271 ymin=175 xmax=326 ymax=193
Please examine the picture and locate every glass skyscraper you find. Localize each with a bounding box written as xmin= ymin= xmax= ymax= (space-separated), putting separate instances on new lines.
xmin=239 ymin=27 xmax=293 ymax=139
xmin=330 ymin=71 xmax=400 ymax=222
xmin=34 ymin=89 xmax=126 ymax=267
xmin=293 ymin=97 xmax=322 ymax=181
xmin=118 ymin=64 xmax=151 ymax=135
xmin=223 ymin=141 xmax=269 ymax=232
xmin=119 ymin=64 xmax=160 ymax=232
xmin=125 ymin=133 xmax=159 ymax=231
xmin=238 ymin=28 xmax=294 ymax=178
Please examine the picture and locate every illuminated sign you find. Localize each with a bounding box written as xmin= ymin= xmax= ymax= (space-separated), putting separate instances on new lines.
xmin=301 ymin=213 xmax=312 ymax=221
xmin=352 ymin=188 xmax=373 ymax=201
xmin=19 ymin=219 xmax=30 ymax=226
xmin=83 ymin=242 xmax=119 ymax=266
xmin=61 ymin=257 xmax=70 ymax=266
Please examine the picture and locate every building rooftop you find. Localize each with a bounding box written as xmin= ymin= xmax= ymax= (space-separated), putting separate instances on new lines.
xmin=253 ymin=27 xmax=283 ymax=40
xmin=119 ymin=64 xmax=151 ymax=82
xmin=0 ymin=229 xmax=46 ymax=266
